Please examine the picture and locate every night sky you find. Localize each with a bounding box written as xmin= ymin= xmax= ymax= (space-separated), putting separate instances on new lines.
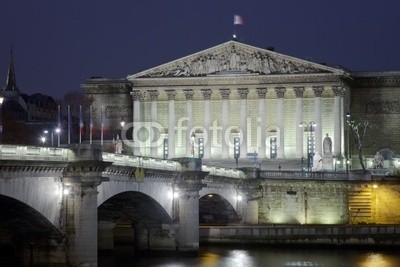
xmin=1 ymin=0 xmax=400 ymax=99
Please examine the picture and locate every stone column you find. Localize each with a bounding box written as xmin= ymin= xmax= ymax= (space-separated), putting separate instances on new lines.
xmin=238 ymin=88 xmax=249 ymax=157
xmin=166 ymin=89 xmax=177 ymax=158
xmin=148 ymin=90 xmax=159 ymax=158
xmin=294 ymin=87 xmax=305 ymax=158
xmin=313 ymin=86 xmax=324 ymax=156
xmin=201 ymin=89 xmax=212 ymax=159
xmin=257 ymin=88 xmax=267 ymax=158
xmin=63 ymin=144 xmax=111 ymax=267
xmin=131 ymin=90 xmax=142 ymax=156
xmin=341 ymin=88 xmax=346 ymax=157
xmin=275 ymin=87 xmax=286 ymax=158
xmin=220 ymin=89 xmax=230 ymax=159
xmin=184 ymin=89 xmax=194 ymax=157
xmin=175 ymin=168 xmax=207 ymax=253
xmin=332 ymin=85 xmax=342 ymax=157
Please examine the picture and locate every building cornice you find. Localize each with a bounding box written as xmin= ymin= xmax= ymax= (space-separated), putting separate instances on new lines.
xmin=130 ymin=73 xmax=345 ymax=88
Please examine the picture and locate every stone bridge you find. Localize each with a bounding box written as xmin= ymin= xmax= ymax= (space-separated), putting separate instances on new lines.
xmin=0 ymin=144 xmax=247 ymax=266
xmin=0 ymin=144 xmax=399 ymax=266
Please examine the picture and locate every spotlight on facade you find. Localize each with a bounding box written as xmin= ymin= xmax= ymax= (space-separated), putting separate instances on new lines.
xmin=237 ymin=194 xmax=243 ymax=202
xmin=63 ymin=188 xmax=70 ymax=195
xmin=372 ymin=184 xmax=378 ymax=189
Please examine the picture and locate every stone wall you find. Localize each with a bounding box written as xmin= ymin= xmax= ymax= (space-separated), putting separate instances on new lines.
xmin=258 ymin=180 xmax=348 ymax=224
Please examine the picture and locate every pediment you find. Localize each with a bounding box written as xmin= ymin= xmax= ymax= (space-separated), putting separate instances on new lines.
xmin=128 ymin=40 xmax=343 ymax=79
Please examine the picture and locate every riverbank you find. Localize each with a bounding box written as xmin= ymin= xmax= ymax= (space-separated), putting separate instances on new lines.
xmin=200 ymin=225 xmax=400 ymax=247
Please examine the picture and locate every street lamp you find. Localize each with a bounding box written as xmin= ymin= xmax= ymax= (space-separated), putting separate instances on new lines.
xmin=0 ymin=92 xmax=4 ymax=143
xmin=198 ymin=137 xmax=204 ymax=159
xmin=190 ymin=132 xmax=196 ymax=158
xmin=41 ymin=136 xmax=46 ymax=145
xmin=299 ymin=121 xmax=316 ymax=172
xmin=234 ymin=137 xmax=240 ymax=168
xmin=163 ymin=138 xmax=168 ymax=159
xmin=56 ymin=128 xmax=61 ymax=147
xmin=346 ymin=112 xmax=351 ymax=172
xmin=120 ymin=117 xmax=126 ymax=128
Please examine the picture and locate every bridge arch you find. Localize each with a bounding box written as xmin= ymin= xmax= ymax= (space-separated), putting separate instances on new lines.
xmin=98 ymin=179 xmax=174 ymax=218
xmin=0 ymin=194 xmax=65 ymax=265
xmin=199 ymin=193 xmax=240 ymax=224
xmin=200 ymin=185 xmax=239 ymax=212
xmin=0 ymin=175 xmax=63 ymax=230
xmin=98 ymin=191 xmax=172 ymax=225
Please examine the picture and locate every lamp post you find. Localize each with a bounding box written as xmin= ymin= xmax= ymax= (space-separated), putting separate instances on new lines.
xmin=234 ymin=137 xmax=240 ymax=168
xmin=163 ymin=138 xmax=168 ymax=159
xmin=299 ymin=121 xmax=316 ymax=172
xmin=190 ymin=132 xmax=196 ymax=158
xmin=198 ymin=137 xmax=204 ymax=159
xmin=41 ymin=136 xmax=46 ymax=145
xmin=0 ymin=93 xmax=4 ymax=144
xmin=56 ymin=128 xmax=61 ymax=147
xmin=346 ymin=112 xmax=351 ymax=172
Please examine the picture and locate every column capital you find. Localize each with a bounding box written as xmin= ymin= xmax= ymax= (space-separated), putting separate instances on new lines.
xmin=340 ymin=87 xmax=347 ymax=97
xmin=331 ymin=85 xmax=343 ymax=97
xmin=219 ymin=88 xmax=231 ymax=100
xmin=148 ymin=90 xmax=159 ymax=101
xmin=201 ymin=88 xmax=212 ymax=100
xmin=293 ymin=86 xmax=305 ymax=98
xmin=256 ymin=87 xmax=267 ymax=98
xmin=275 ymin=87 xmax=286 ymax=98
xmin=165 ymin=89 xmax=177 ymax=100
xmin=237 ymin=88 xmax=249 ymax=99
xmin=312 ymin=86 xmax=324 ymax=97
xmin=183 ymin=89 xmax=194 ymax=100
xmin=131 ymin=90 xmax=143 ymax=101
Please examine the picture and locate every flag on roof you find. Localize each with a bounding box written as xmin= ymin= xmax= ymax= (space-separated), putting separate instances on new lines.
xmin=234 ymin=15 xmax=244 ymax=25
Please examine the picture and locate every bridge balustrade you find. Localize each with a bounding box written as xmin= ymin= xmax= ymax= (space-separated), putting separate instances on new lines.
xmin=258 ymin=170 xmax=371 ymax=180
xmin=0 ymin=145 xmax=69 ymax=161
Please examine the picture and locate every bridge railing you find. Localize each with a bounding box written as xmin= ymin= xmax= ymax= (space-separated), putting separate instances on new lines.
xmin=0 ymin=145 xmax=69 ymax=161
xmin=202 ymin=165 xmax=245 ymax=179
xmin=258 ymin=170 xmax=371 ymax=180
xmin=102 ymin=153 xmax=181 ymax=171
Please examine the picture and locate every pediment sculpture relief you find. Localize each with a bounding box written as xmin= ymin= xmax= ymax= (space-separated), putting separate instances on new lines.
xmin=137 ymin=43 xmax=330 ymax=78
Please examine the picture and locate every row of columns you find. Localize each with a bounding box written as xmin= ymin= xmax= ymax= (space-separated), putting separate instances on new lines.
xmin=131 ymin=85 xmax=346 ymax=159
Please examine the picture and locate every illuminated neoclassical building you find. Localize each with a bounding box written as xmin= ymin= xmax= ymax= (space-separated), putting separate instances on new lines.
xmin=82 ymin=40 xmax=400 ymax=164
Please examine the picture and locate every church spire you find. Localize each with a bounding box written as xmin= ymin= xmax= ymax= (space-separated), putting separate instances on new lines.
xmin=4 ymin=45 xmax=18 ymax=91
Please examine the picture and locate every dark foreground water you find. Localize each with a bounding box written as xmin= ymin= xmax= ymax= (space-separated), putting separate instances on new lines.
xmin=99 ymin=245 xmax=400 ymax=267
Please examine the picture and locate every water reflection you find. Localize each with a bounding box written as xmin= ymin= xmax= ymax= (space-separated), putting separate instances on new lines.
xmin=98 ymin=245 xmax=400 ymax=267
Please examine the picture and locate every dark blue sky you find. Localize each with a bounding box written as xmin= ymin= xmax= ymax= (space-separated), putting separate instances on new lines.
xmin=1 ymin=0 xmax=400 ymax=99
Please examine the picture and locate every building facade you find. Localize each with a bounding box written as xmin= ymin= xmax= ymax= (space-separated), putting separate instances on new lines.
xmin=82 ymin=41 xmax=400 ymax=166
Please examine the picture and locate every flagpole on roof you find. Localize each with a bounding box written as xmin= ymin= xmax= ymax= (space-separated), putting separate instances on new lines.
xmin=89 ymin=105 xmax=93 ymax=144
xmin=233 ymin=14 xmax=244 ymax=40
xmin=79 ymin=105 xmax=82 ymax=144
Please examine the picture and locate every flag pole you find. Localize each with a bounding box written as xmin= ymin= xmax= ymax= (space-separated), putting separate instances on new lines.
xmin=57 ymin=105 xmax=61 ymax=147
xmin=101 ymin=105 xmax=104 ymax=146
xmin=90 ymin=105 xmax=93 ymax=144
xmin=67 ymin=105 xmax=71 ymax=145
xmin=79 ymin=105 xmax=82 ymax=144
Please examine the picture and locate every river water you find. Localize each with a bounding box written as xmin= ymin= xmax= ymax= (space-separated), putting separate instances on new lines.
xmin=99 ymin=245 xmax=400 ymax=267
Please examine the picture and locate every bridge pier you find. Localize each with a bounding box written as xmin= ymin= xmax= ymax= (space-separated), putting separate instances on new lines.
xmin=63 ymin=144 xmax=111 ymax=267
xmin=175 ymin=168 xmax=207 ymax=253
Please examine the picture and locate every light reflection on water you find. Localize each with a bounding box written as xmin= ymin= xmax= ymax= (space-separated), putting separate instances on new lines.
xmin=99 ymin=245 xmax=400 ymax=267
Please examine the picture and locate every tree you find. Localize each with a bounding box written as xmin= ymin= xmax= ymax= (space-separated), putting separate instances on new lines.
xmin=347 ymin=119 xmax=371 ymax=170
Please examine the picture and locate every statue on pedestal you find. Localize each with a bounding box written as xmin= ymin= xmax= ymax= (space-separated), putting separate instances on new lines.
xmin=323 ymin=133 xmax=332 ymax=157
xmin=373 ymin=151 xmax=384 ymax=169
